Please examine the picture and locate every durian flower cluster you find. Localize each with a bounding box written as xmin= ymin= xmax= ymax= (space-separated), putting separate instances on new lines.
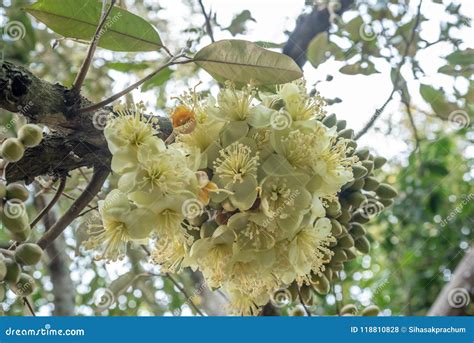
xmin=87 ymin=81 xmax=363 ymax=315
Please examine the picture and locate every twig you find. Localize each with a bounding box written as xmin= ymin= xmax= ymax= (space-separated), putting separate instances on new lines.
xmin=71 ymin=0 xmax=117 ymax=94
xmin=23 ymin=297 xmax=36 ymax=316
xmin=355 ymin=0 xmax=423 ymax=140
xmin=166 ymin=273 xmax=205 ymax=316
xmin=140 ymin=245 xmax=204 ymax=316
xmin=78 ymin=205 xmax=99 ymax=217
xmin=37 ymin=167 xmax=109 ymax=249
xmin=30 ymin=176 xmax=67 ymax=229
xmin=198 ymin=0 xmax=215 ymax=42
xmin=297 ymin=287 xmax=312 ymax=316
xmin=76 ymin=57 xmax=193 ymax=114
xmin=0 ymin=248 xmax=14 ymax=256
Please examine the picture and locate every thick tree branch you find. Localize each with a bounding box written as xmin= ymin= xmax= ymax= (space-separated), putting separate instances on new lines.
xmin=282 ymin=0 xmax=354 ymax=67
xmin=428 ymin=247 xmax=473 ymax=316
xmin=37 ymin=166 xmax=109 ymax=249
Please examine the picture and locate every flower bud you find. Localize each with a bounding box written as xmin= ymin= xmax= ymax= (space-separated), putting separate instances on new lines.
xmin=346 ymin=191 xmax=366 ymax=208
xmin=14 ymin=273 xmax=35 ymax=296
xmin=6 ymin=183 xmax=29 ymax=201
xmin=355 ymin=149 xmax=370 ymax=161
xmin=1 ymin=138 xmax=24 ymax=162
xmin=363 ymin=176 xmax=379 ymax=191
xmin=340 ymin=304 xmax=358 ymax=315
xmin=336 ymin=120 xmax=346 ymax=131
xmin=4 ymin=258 xmax=21 ymax=284
xmin=322 ymin=113 xmax=337 ymax=127
xmin=373 ymin=156 xmax=387 ymax=169
xmin=375 ymin=183 xmax=398 ymax=199
xmin=378 ymin=198 xmax=394 ymax=207
xmin=312 ymin=274 xmax=330 ymax=295
xmin=338 ymin=234 xmax=355 ymax=249
xmin=355 ymin=236 xmax=370 ymax=254
xmin=352 ymin=211 xmax=370 ymax=224
xmin=9 ymin=227 xmax=31 ymax=243
xmin=361 ymin=305 xmax=380 ymax=316
xmin=345 ymin=248 xmax=357 ymax=260
xmin=332 ymin=248 xmax=348 ymax=263
xmin=362 ymin=160 xmax=374 ymax=175
xmin=348 ymin=178 xmax=364 ymax=191
xmin=18 ymin=124 xmax=43 ymax=147
xmin=338 ymin=128 xmax=354 ymax=139
xmin=326 ymin=200 xmax=341 ymax=218
xmin=330 ymin=219 xmax=343 ymax=237
xmin=349 ymin=223 xmax=366 ymax=238
xmin=14 ymin=243 xmax=43 ymax=266
xmin=352 ymin=165 xmax=368 ymax=179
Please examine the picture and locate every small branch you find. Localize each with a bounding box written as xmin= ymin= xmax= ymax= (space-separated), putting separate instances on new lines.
xmin=37 ymin=167 xmax=109 ymax=250
xmin=198 ymin=0 xmax=215 ymax=42
xmin=71 ymin=0 xmax=116 ymax=94
xmin=166 ymin=273 xmax=205 ymax=316
xmin=30 ymin=176 xmax=67 ymax=229
xmin=77 ymin=57 xmax=193 ymax=114
xmin=23 ymin=297 xmax=36 ymax=316
xmin=297 ymin=287 xmax=312 ymax=316
xmin=355 ymin=0 xmax=423 ymax=140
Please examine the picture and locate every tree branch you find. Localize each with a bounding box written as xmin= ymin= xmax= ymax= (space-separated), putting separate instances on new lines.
xmin=198 ymin=0 xmax=215 ymax=43
xmin=282 ymin=0 xmax=354 ymax=67
xmin=355 ymin=0 xmax=423 ymax=140
xmin=30 ymin=176 xmax=67 ymax=229
xmin=37 ymin=167 xmax=109 ymax=250
xmin=71 ymin=0 xmax=116 ymax=95
xmin=428 ymin=247 xmax=473 ymax=316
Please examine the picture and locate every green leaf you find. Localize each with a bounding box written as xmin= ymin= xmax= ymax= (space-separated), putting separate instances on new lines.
xmin=445 ymin=48 xmax=474 ymax=66
xmin=107 ymin=62 xmax=150 ymax=72
xmin=25 ymin=0 xmax=163 ymax=52
xmin=193 ymin=39 xmax=303 ymax=85
xmin=339 ymin=61 xmax=378 ymax=75
xmin=307 ymin=32 xmax=329 ymax=68
xmin=419 ymin=84 xmax=457 ymax=119
xmin=225 ymin=10 xmax=256 ymax=36
xmin=141 ymin=67 xmax=173 ymax=92
xmin=345 ymin=16 xmax=364 ymax=41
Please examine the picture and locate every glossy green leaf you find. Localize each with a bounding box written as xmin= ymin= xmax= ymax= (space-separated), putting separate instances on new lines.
xmin=25 ymin=0 xmax=163 ymax=52
xmin=194 ymin=39 xmax=303 ymax=85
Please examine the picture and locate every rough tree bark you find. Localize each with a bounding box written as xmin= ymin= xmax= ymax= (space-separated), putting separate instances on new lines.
xmin=427 ymin=247 xmax=474 ymax=316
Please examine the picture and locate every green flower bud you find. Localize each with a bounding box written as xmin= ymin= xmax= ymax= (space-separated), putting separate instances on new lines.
xmin=352 ymin=165 xmax=368 ymax=179
xmin=338 ymin=128 xmax=354 ymax=139
xmin=9 ymin=228 xmax=31 ymax=243
xmin=355 ymin=236 xmax=370 ymax=254
xmin=338 ymin=234 xmax=355 ymax=249
xmin=14 ymin=273 xmax=35 ymax=296
xmin=0 ymin=181 xmax=6 ymax=198
xmin=330 ymin=219 xmax=343 ymax=237
xmin=326 ymin=200 xmax=341 ymax=218
xmin=0 ymin=259 xmax=7 ymax=281
xmin=289 ymin=307 xmax=306 ymax=316
xmin=330 ymin=262 xmax=343 ymax=271
xmin=312 ymin=274 xmax=330 ymax=295
xmin=14 ymin=243 xmax=43 ymax=266
xmin=349 ymin=223 xmax=366 ymax=238
xmin=375 ymin=183 xmax=398 ymax=199
xmin=6 ymin=183 xmax=29 ymax=202
xmin=300 ymin=285 xmax=314 ymax=304
xmin=345 ymin=248 xmax=357 ymax=260
xmin=1 ymin=138 xmax=24 ymax=162
xmin=2 ymin=200 xmax=29 ymax=233
xmin=336 ymin=120 xmax=347 ymax=131
xmin=348 ymin=178 xmax=364 ymax=191
xmin=4 ymin=258 xmax=21 ymax=284
xmin=373 ymin=156 xmax=387 ymax=169
xmin=347 ymin=140 xmax=357 ymax=151
xmin=355 ymin=149 xmax=370 ymax=161
xmin=18 ymin=124 xmax=43 ymax=148
xmin=322 ymin=113 xmax=337 ymax=127
xmin=363 ymin=176 xmax=380 ymax=191
xmin=352 ymin=211 xmax=370 ymax=224
xmin=378 ymin=198 xmax=394 ymax=207
xmin=332 ymin=248 xmax=348 ymax=262
xmin=362 ymin=160 xmax=374 ymax=175
xmin=340 ymin=304 xmax=358 ymax=315
xmin=338 ymin=208 xmax=351 ymax=225
xmin=361 ymin=305 xmax=380 ymax=316
xmin=323 ymin=267 xmax=333 ymax=281
xmin=346 ymin=191 xmax=366 ymax=208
